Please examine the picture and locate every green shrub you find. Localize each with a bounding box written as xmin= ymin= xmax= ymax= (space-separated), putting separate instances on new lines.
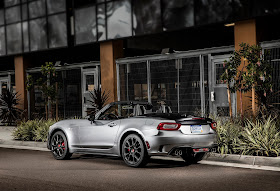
xmin=215 ymin=116 xmax=242 ymax=155
xmin=13 ymin=119 xmax=57 ymax=142
xmin=235 ymin=116 xmax=280 ymax=157
xmin=34 ymin=119 xmax=56 ymax=142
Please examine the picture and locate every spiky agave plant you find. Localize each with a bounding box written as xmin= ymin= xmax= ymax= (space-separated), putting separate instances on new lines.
xmin=0 ymin=89 xmax=23 ymax=126
xmin=235 ymin=116 xmax=280 ymax=157
xmin=87 ymin=87 xmax=110 ymax=115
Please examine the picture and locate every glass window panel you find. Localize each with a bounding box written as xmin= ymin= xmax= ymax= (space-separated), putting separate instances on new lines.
xmin=97 ymin=4 xmax=106 ymax=41
xmin=4 ymin=0 xmax=20 ymax=7
xmin=107 ymin=0 xmax=132 ymax=39
xmin=204 ymin=55 xmax=210 ymax=115
xmin=215 ymin=63 xmax=226 ymax=84
xmin=86 ymin=75 xmax=95 ymax=92
xmin=195 ymin=0 xmax=233 ymax=26
xmin=119 ymin=63 xmax=148 ymax=102
xmin=162 ymin=0 xmax=194 ymax=31
xmin=133 ymin=0 xmax=162 ymax=36
xmin=5 ymin=6 xmax=21 ymax=24
xmin=179 ymin=57 xmax=201 ymax=115
xmin=30 ymin=18 xmax=47 ymax=51
xmin=29 ymin=0 xmax=46 ymax=19
xmin=0 ymin=27 xmax=6 ymax=55
xmin=22 ymin=3 xmax=28 ymax=20
xmin=6 ymin=23 xmax=22 ymax=54
xmin=22 ymin=21 xmax=29 ymax=52
xmin=48 ymin=13 xmax=67 ymax=48
xmin=65 ymin=69 xmax=82 ymax=118
xmin=75 ymin=6 xmax=96 ymax=45
xmin=0 ymin=10 xmax=4 ymax=25
xmin=97 ymin=0 xmax=104 ymax=3
xmin=47 ymin=0 xmax=66 ymax=14
xmin=150 ymin=60 xmax=178 ymax=113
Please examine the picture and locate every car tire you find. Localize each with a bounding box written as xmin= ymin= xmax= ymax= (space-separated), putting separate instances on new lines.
xmin=122 ymin=134 xmax=149 ymax=167
xmin=193 ymin=152 xmax=206 ymax=163
xmin=181 ymin=150 xmax=206 ymax=164
xmin=51 ymin=131 xmax=72 ymax=160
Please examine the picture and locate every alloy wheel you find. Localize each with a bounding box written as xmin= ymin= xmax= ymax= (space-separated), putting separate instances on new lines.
xmin=122 ymin=134 xmax=148 ymax=167
xmin=51 ymin=133 xmax=66 ymax=157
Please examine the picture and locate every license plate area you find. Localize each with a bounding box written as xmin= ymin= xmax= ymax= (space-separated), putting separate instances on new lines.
xmin=191 ymin=125 xmax=203 ymax=133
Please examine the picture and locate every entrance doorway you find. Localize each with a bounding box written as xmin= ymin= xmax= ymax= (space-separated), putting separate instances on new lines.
xmin=0 ymin=78 xmax=9 ymax=95
xmin=82 ymin=69 xmax=98 ymax=117
xmin=209 ymin=54 xmax=236 ymax=116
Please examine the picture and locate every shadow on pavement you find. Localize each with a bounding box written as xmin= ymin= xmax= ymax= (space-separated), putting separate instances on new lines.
xmin=69 ymin=154 xmax=192 ymax=168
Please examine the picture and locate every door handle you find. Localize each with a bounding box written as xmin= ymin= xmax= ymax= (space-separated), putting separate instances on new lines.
xmin=108 ymin=123 xmax=117 ymax=127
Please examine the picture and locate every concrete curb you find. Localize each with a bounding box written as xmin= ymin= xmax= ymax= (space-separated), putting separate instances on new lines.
xmin=204 ymin=153 xmax=280 ymax=168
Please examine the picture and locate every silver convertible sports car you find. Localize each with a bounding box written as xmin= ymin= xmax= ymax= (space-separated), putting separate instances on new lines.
xmin=47 ymin=101 xmax=217 ymax=167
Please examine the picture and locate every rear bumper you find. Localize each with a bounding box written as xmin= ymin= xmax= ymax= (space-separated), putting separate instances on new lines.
xmin=146 ymin=133 xmax=217 ymax=156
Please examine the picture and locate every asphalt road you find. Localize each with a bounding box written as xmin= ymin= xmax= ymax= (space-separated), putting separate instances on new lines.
xmin=0 ymin=148 xmax=280 ymax=191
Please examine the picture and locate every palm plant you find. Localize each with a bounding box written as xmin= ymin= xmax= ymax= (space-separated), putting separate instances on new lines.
xmin=0 ymin=89 xmax=23 ymax=126
xmin=87 ymin=87 xmax=110 ymax=115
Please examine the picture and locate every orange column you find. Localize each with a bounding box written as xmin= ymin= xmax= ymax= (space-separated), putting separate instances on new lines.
xmin=100 ymin=40 xmax=123 ymax=102
xmin=234 ymin=19 xmax=257 ymax=116
xmin=14 ymin=56 xmax=28 ymax=111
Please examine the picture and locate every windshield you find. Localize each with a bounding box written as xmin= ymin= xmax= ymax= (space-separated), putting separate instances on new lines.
xmin=97 ymin=103 xmax=148 ymax=120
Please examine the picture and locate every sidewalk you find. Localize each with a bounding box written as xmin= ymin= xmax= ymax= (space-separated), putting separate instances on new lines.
xmin=1 ymin=126 xmax=280 ymax=171
xmin=0 ymin=126 xmax=47 ymax=151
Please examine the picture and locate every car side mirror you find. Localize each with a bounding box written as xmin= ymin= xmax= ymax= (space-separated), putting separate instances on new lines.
xmin=88 ymin=114 xmax=95 ymax=123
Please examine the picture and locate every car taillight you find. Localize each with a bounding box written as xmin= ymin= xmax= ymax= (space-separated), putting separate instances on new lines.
xmin=157 ymin=123 xmax=181 ymax=131
xmin=211 ymin=122 xmax=217 ymax=130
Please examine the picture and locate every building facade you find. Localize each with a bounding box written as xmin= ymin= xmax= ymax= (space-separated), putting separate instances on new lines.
xmin=1 ymin=0 xmax=280 ymax=119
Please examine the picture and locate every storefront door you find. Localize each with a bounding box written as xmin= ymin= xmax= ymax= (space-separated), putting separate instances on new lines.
xmin=82 ymin=69 xmax=98 ymax=117
xmin=209 ymin=54 xmax=236 ymax=116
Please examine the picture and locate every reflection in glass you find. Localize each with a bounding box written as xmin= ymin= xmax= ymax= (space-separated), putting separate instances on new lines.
xmin=0 ymin=10 xmax=4 ymax=25
xmin=48 ymin=14 xmax=67 ymax=48
xmin=30 ymin=18 xmax=47 ymax=51
xmin=4 ymin=0 xmax=20 ymax=7
xmin=162 ymin=0 xmax=194 ymax=31
xmin=107 ymin=0 xmax=132 ymax=39
xmin=119 ymin=63 xmax=148 ymax=102
xmin=133 ymin=0 xmax=162 ymax=35
xmin=195 ymin=0 xmax=233 ymax=25
xmin=22 ymin=21 xmax=29 ymax=52
xmin=150 ymin=60 xmax=178 ymax=112
xmin=75 ymin=6 xmax=96 ymax=45
xmin=22 ymin=4 xmax=28 ymax=20
xmin=47 ymin=0 xmax=66 ymax=14
xmin=0 ymin=27 xmax=6 ymax=55
xmin=97 ymin=4 xmax=106 ymax=41
xmin=6 ymin=23 xmax=22 ymax=54
xmin=29 ymin=0 xmax=46 ymax=19
xmin=5 ymin=6 xmax=21 ymax=24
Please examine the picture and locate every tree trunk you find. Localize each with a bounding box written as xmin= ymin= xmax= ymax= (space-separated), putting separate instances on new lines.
xmin=47 ymin=73 xmax=52 ymax=119
xmin=27 ymin=90 xmax=31 ymax=120
xmin=226 ymin=69 xmax=232 ymax=119
xmin=227 ymin=85 xmax=232 ymax=119
xmin=240 ymin=90 xmax=243 ymax=122
xmin=56 ymin=82 xmax=58 ymax=121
